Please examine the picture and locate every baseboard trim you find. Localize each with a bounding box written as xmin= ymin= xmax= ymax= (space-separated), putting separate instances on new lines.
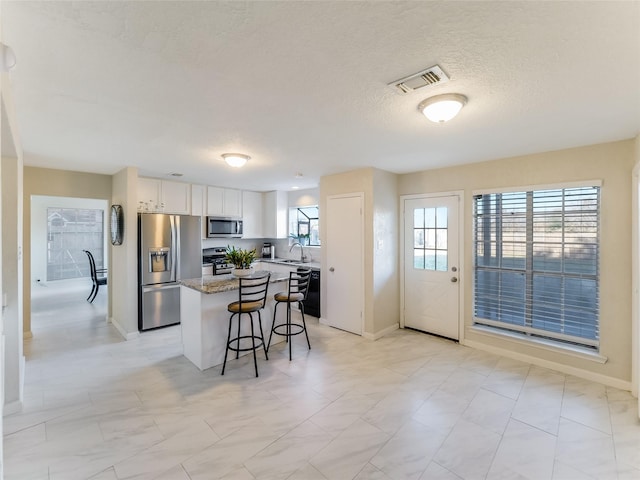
xmin=109 ymin=317 xmax=139 ymax=341
xmin=363 ymin=323 xmax=399 ymax=341
xmin=464 ymin=338 xmax=632 ymax=392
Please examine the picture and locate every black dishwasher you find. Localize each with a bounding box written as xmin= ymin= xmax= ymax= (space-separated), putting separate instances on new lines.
xmin=299 ymin=268 xmax=320 ymax=318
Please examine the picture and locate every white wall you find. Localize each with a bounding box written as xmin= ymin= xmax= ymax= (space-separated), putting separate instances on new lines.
xmin=288 ymin=188 xmax=319 ymax=208
xmin=30 ymin=195 xmax=108 ymax=286
xmin=1 ymin=46 xmax=25 ymax=476
xmin=2 ymin=155 xmax=23 ymax=416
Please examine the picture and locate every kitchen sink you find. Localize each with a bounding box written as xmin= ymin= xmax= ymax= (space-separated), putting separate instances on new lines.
xmin=276 ymin=259 xmax=301 ymax=264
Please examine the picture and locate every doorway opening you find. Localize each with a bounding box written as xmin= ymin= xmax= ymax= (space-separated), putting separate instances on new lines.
xmin=30 ymin=195 xmax=109 ymax=331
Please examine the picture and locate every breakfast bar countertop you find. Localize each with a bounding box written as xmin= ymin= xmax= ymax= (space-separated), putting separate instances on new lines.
xmin=181 ymin=270 xmax=289 ymax=295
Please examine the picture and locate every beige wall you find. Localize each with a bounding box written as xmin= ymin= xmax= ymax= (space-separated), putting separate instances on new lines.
xmin=23 ymin=167 xmax=112 ymax=334
xmin=320 ymin=167 xmax=400 ymax=337
xmin=372 ymin=169 xmax=399 ymax=335
xmin=110 ymin=167 xmax=139 ymax=337
xmin=399 ymin=139 xmax=635 ymax=383
xmin=633 ymin=135 xmax=640 ymax=397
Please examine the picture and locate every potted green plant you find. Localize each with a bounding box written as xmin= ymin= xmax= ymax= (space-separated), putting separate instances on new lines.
xmin=225 ymin=246 xmax=257 ymax=277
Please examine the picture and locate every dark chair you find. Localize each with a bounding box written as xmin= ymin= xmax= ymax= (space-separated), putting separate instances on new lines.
xmin=222 ymin=273 xmax=271 ymax=377
xmin=267 ymin=269 xmax=312 ymax=361
xmin=83 ymin=250 xmax=107 ymax=303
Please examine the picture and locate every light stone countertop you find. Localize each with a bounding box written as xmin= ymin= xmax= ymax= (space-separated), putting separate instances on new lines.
xmin=260 ymin=258 xmax=321 ymax=270
xmin=181 ymin=270 xmax=289 ymax=294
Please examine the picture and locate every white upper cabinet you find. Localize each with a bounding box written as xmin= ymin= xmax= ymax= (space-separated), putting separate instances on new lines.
xmin=137 ymin=178 xmax=190 ymax=214
xmin=137 ymin=177 xmax=162 ymax=211
xmin=242 ymin=190 xmax=263 ymax=238
xmin=224 ymin=188 xmax=242 ymax=217
xmin=207 ymin=186 xmax=242 ymax=217
xmin=191 ymin=184 xmax=206 ymax=217
xmin=263 ymin=190 xmax=288 ymax=238
xmin=161 ymin=180 xmax=190 ymax=214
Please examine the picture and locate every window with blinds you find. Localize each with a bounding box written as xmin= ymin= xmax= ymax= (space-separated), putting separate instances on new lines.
xmin=473 ymin=185 xmax=600 ymax=348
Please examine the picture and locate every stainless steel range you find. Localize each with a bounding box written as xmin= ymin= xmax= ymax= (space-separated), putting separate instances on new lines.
xmin=203 ymin=247 xmax=233 ymax=275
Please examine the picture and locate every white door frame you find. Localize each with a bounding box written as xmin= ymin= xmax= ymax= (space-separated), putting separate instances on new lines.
xmin=400 ymin=191 xmax=465 ymax=344
xmin=322 ymin=192 xmax=365 ymax=336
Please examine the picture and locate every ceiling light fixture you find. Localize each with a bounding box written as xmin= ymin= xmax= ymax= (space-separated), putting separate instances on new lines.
xmin=0 ymin=42 xmax=17 ymax=72
xmin=222 ymin=153 xmax=250 ymax=168
xmin=418 ymin=93 xmax=467 ymax=123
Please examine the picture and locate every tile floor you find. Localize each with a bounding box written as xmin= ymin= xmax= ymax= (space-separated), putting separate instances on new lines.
xmin=4 ymin=280 xmax=640 ymax=479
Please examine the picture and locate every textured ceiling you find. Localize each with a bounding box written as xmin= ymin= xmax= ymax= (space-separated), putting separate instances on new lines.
xmin=2 ymin=1 xmax=639 ymax=191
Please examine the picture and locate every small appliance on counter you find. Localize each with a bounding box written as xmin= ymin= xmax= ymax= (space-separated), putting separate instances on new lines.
xmin=261 ymin=242 xmax=272 ymax=259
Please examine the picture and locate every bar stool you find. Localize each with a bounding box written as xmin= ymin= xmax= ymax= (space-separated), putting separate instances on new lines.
xmin=267 ymin=269 xmax=312 ymax=361
xmin=221 ymin=273 xmax=271 ymax=377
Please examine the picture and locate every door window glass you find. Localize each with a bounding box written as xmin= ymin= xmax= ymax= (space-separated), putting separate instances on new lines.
xmin=413 ymin=207 xmax=448 ymax=271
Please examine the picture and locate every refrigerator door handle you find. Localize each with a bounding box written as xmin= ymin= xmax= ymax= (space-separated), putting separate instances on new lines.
xmin=142 ymin=283 xmax=180 ymax=293
xmin=170 ymin=215 xmax=178 ymax=282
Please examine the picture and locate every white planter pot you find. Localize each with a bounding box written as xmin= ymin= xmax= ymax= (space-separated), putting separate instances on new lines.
xmin=232 ymin=267 xmax=254 ymax=277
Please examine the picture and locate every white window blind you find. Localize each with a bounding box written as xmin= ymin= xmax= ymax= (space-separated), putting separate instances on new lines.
xmin=473 ymin=186 xmax=600 ymax=348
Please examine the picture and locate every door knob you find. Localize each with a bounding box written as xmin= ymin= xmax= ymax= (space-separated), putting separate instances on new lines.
xmin=329 ymin=267 xmax=335 ymax=272
xmin=451 ymin=277 xmax=458 ymax=283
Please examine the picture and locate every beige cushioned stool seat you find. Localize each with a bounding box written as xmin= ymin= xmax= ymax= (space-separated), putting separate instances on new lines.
xmin=274 ymin=292 xmax=304 ymax=302
xmin=227 ymin=300 xmax=264 ymax=313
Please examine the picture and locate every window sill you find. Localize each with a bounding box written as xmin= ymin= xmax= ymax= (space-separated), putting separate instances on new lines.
xmin=469 ymin=324 xmax=608 ymax=364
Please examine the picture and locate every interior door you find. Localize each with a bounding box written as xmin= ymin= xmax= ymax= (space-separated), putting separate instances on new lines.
xmin=325 ymin=194 xmax=363 ymax=335
xmin=403 ymin=195 xmax=460 ymax=340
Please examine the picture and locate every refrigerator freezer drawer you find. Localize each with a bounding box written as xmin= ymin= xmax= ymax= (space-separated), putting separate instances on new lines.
xmin=140 ymin=283 xmax=180 ymax=331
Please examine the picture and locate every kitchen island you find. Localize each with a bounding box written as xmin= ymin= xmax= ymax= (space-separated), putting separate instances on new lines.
xmin=180 ymin=271 xmax=289 ymax=371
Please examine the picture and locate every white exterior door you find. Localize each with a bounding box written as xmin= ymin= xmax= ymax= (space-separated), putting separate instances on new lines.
xmin=324 ymin=194 xmax=363 ymax=335
xmin=403 ymin=195 xmax=460 ymax=340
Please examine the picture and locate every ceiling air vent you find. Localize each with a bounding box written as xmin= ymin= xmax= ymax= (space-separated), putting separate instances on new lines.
xmin=388 ymin=65 xmax=450 ymax=95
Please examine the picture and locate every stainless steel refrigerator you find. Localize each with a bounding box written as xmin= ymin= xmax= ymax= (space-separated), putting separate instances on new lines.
xmin=138 ymin=213 xmax=202 ymax=331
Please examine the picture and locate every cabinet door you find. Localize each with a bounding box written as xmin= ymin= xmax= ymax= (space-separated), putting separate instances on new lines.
xmin=207 ymin=186 xmax=224 ymax=216
xmin=138 ymin=178 xmax=161 ymax=211
xmin=224 ymin=189 xmax=242 ymax=217
xmin=242 ymin=190 xmax=263 ymax=238
xmin=161 ymin=181 xmax=190 ymax=214
xmin=191 ymin=184 xmax=205 ymax=217
xmin=263 ymin=191 xmax=288 ymax=238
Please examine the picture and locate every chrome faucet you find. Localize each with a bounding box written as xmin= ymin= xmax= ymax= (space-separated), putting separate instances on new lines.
xmin=289 ymin=242 xmax=306 ymax=263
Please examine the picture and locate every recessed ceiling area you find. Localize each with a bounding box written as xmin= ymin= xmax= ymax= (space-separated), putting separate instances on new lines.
xmin=2 ymin=1 xmax=639 ymax=191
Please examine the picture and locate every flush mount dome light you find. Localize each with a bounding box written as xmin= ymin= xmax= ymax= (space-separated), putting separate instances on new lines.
xmin=418 ymin=93 xmax=467 ymax=123
xmin=222 ymin=153 xmax=250 ymax=168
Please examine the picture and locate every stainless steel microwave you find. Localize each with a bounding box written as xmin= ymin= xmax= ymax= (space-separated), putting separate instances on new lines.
xmin=206 ymin=216 xmax=243 ymax=238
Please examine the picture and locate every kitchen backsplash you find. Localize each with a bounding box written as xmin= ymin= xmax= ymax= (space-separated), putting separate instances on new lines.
xmin=202 ymin=237 xmax=321 ymax=264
